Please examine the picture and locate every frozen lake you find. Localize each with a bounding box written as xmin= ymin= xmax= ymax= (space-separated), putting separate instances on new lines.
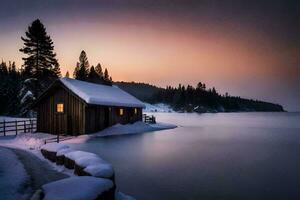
xmin=69 ymin=112 xmax=300 ymax=200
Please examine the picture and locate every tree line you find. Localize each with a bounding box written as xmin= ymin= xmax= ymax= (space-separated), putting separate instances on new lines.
xmin=0 ymin=19 xmax=113 ymax=116
xmin=148 ymin=82 xmax=284 ymax=112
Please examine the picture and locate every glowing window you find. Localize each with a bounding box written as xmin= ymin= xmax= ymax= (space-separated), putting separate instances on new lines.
xmin=57 ymin=103 xmax=64 ymax=113
xmin=134 ymin=108 xmax=138 ymax=114
xmin=119 ymin=108 xmax=124 ymax=116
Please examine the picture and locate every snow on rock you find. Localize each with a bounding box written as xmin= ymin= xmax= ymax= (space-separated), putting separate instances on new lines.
xmin=60 ymin=78 xmax=145 ymax=108
xmin=41 ymin=143 xmax=69 ymax=153
xmin=84 ymin=163 xmax=114 ymax=178
xmin=65 ymin=150 xmax=98 ymax=161
xmin=57 ymin=148 xmax=74 ymax=156
xmin=0 ymin=147 xmax=30 ymax=200
xmin=42 ymin=176 xmax=114 ymax=200
xmin=75 ymin=155 xmax=106 ymax=168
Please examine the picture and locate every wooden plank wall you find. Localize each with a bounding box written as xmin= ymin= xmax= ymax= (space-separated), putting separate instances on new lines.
xmin=85 ymin=106 xmax=143 ymax=134
xmin=36 ymin=85 xmax=86 ymax=135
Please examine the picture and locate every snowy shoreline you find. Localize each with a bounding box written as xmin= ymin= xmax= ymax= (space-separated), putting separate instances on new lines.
xmin=0 ymin=118 xmax=176 ymax=200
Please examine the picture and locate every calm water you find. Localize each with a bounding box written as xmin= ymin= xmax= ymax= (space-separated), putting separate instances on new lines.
xmin=69 ymin=112 xmax=300 ymax=200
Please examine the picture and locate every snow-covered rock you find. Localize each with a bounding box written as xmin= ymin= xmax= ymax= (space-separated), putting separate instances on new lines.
xmin=41 ymin=143 xmax=69 ymax=153
xmin=65 ymin=151 xmax=98 ymax=161
xmin=42 ymin=176 xmax=114 ymax=200
xmin=57 ymin=148 xmax=74 ymax=157
xmin=83 ymin=163 xmax=114 ymax=179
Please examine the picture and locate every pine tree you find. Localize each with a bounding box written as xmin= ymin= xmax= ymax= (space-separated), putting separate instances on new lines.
xmin=19 ymin=19 xmax=60 ymax=84
xmin=88 ymin=66 xmax=100 ymax=83
xmin=104 ymin=68 xmax=109 ymax=81
xmin=65 ymin=71 xmax=70 ymax=78
xmin=74 ymin=50 xmax=89 ymax=80
xmin=73 ymin=62 xmax=80 ymax=78
xmin=95 ymin=63 xmax=103 ymax=78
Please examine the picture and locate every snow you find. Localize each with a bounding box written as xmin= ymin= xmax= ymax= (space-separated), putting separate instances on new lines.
xmin=20 ymin=90 xmax=34 ymax=104
xmin=41 ymin=143 xmax=69 ymax=152
xmin=84 ymin=163 xmax=114 ymax=178
xmin=57 ymin=148 xmax=74 ymax=156
xmin=64 ymin=121 xmax=177 ymax=143
xmin=65 ymin=151 xmax=114 ymax=178
xmin=0 ymin=147 xmax=30 ymax=200
xmin=60 ymin=78 xmax=145 ymax=108
xmin=42 ymin=176 xmax=113 ymax=200
xmin=0 ymin=132 xmax=54 ymax=150
xmin=143 ymin=103 xmax=174 ymax=113
xmin=75 ymin=155 xmax=106 ymax=168
xmin=65 ymin=150 xmax=98 ymax=161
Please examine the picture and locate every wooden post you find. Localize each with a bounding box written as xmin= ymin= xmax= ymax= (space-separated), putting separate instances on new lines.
xmin=3 ymin=120 xmax=5 ymax=136
xmin=57 ymin=133 xmax=59 ymax=143
xmin=24 ymin=121 xmax=26 ymax=133
xmin=30 ymin=119 xmax=32 ymax=132
xmin=15 ymin=120 xmax=18 ymax=135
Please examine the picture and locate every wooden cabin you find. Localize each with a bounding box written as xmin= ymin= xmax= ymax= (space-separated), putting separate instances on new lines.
xmin=33 ymin=78 xmax=145 ymax=135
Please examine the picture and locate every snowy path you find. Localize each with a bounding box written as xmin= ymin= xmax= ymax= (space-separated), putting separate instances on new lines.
xmin=0 ymin=146 xmax=68 ymax=199
xmin=0 ymin=147 xmax=30 ymax=200
xmin=11 ymin=148 xmax=69 ymax=191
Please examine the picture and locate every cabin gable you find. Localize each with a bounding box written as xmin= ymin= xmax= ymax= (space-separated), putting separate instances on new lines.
xmin=36 ymin=83 xmax=86 ymax=135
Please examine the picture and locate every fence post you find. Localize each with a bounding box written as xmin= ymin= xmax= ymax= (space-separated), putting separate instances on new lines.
xmin=24 ymin=121 xmax=26 ymax=133
xmin=3 ymin=120 xmax=5 ymax=136
xmin=30 ymin=119 xmax=32 ymax=132
xmin=15 ymin=120 xmax=18 ymax=135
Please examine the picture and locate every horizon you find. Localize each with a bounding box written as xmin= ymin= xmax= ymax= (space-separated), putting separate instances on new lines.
xmin=0 ymin=0 xmax=299 ymax=111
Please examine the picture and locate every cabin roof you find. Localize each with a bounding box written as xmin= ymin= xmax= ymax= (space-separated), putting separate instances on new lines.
xmin=59 ymin=78 xmax=145 ymax=108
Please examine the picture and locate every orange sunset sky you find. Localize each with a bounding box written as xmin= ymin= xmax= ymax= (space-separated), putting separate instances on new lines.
xmin=0 ymin=0 xmax=299 ymax=110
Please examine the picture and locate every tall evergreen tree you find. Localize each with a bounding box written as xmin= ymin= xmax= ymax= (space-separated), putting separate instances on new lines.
xmin=95 ymin=63 xmax=103 ymax=78
xmin=104 ymin=68 xmax=109 ymax=81
xmin=19 ymin=19 xmax=61 ymax=85
xmin=74 ymin=50 xmax=89 ymax=80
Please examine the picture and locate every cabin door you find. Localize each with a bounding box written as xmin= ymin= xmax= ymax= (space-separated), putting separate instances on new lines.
xmin=55 ymin=114 xmax=67 ymax=135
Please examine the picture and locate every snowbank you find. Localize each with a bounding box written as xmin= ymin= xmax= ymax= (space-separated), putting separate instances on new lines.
xmin=42 ymin=176 xmax=114 ymax=200
xmin=0 ymin=132 xmax=54 ymax=150
xmin=65 ymin=121 xmax=176 ymax=143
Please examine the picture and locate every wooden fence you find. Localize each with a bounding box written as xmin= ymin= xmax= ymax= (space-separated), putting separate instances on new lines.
xmin=0 ymin=119 xmax=37 ymax=136
xmin=143 ymin=114 xmax=156 ymax=124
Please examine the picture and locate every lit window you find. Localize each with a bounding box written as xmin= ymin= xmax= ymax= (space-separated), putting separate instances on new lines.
xmin=134 ymin=108 xmax=138 ymax=114
xmin=119 ymin=108 xmax=124 ymax=116
xmin=57 ymin=103 xmax=64 ymax=113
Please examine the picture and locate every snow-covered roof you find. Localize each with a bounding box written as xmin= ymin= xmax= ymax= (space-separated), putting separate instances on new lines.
xmin=59 ymin=78 xmax=145 ymax=108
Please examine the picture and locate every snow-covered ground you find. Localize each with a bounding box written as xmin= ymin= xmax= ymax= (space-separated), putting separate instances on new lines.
xmin=0 ymin=115 xmax=175 ymax=200
xmin=143 ymin=102 xmax=174 ymax=113
xmin=0 ymin=147 xmax=30 ymax=200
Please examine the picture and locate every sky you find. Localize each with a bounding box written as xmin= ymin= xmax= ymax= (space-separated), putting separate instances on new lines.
xmin=0 ymin=0 xmax=299 ymax=111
